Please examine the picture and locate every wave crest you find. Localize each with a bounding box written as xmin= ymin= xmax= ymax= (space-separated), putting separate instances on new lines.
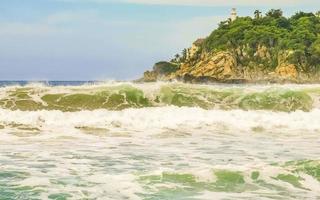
xmin=0 ymin=83 xmax=318 ymax=112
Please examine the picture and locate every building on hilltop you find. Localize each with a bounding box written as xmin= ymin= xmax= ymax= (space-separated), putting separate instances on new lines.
xmin=185 ymin=8 xmax=237 ymax=60
xmin=230 ymin=8 xmax=237 ymax=21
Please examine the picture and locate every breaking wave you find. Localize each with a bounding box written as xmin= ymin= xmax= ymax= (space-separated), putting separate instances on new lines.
xmin=0 ymin=82 xmax=318 ymax=112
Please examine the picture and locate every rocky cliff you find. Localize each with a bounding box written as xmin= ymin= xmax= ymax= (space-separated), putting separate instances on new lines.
xmin=143 ymin=43 xmax=310 ymax=83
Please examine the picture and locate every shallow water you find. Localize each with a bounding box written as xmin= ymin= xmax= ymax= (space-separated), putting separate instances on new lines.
xmin=0 ymin=82 xmax=320 ymax=199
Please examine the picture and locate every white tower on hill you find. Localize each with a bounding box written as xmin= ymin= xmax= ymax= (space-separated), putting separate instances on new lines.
xmin=230 ymin=8 xmax=237 ymax=21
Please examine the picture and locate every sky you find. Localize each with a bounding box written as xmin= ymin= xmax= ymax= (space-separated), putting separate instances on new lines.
xmin=0 ymin=0 xmax=319 ymax=80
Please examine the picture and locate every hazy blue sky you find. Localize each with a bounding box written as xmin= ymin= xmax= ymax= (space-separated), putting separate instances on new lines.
xmin=0 ymin=0 xmax=319 ymax=80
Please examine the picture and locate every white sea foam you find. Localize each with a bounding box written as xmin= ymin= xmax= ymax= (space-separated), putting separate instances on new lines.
xmin=0 ymin=107 xmax=319 ymax=136
xmin=0 ymin=83 xmax=320 ymax=199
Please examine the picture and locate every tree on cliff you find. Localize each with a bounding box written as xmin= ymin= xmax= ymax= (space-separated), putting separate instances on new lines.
xmin=266 ymin=9 xmax=283 ymax=18
xmin=153 ymin=62 xmax=178 ymax=76
xmin=172 ymin=54 xmax=180 ymax=63
xmin=254 ymin=10 xmax=262 ymax=19
xmin=181 ymin=49 xmax=188 ymax=62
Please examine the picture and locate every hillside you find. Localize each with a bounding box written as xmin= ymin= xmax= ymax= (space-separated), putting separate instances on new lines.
xmin=142 ymin=9 xmax=320 ymax=83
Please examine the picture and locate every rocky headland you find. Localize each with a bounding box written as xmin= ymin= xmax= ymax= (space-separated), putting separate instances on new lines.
xmin=141 ymin=9 xmax=320 ymax=83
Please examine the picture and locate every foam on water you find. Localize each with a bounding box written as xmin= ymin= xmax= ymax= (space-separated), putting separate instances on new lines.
xmin=0 ymin=107 xmax=320 ymax=138
xmin=0 ymin=82 xmax=320 ymax=199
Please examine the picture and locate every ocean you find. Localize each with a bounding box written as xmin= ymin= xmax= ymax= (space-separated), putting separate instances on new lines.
xmin=0 ymin=81 xmax=319 ymax=199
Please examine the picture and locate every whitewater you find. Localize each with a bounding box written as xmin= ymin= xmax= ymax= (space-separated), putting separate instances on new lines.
xmin=0 ymin=82 xmax=320 ymax=199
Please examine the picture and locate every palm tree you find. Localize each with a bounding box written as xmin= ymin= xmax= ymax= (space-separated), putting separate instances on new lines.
xmin=181 ymin=48 xmax=187 ymax=61
xmin=174 ymin=54 xmax=180 ymax=63
xmin=266 ymin=9 xmax=283 ymax=18
xmin=254 ymin=10 xmax=262 ymax=19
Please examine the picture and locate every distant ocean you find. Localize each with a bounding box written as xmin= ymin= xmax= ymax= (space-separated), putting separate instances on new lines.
xmin=0 ymin=80 xmax=98 ymax=87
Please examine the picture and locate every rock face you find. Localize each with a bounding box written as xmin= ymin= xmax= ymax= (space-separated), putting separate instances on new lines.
xmin=142 ymin=41 xmax=317 ymax=83
xmin=172 ymin=52 xmax=237 ymax=80
xmin=254 ymin=45 xmax=271 ymax=60
xmin=275 ymin=64 xmax=298 ymax=79
xmin=187 ymin=38 xmax=205 ymax=59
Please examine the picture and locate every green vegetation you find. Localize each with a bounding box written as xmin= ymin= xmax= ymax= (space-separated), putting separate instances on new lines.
xmin=143 ymin=61 xmax=179 ymax=82
xmin=152 ymin=61 xmax=179 ymax=76
xmin=204 ymin=9 xmax=320 ymax=72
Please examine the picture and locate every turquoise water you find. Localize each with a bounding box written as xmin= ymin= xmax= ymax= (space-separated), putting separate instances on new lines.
xmin=0 ymin=82 xmax=320 ymax=199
